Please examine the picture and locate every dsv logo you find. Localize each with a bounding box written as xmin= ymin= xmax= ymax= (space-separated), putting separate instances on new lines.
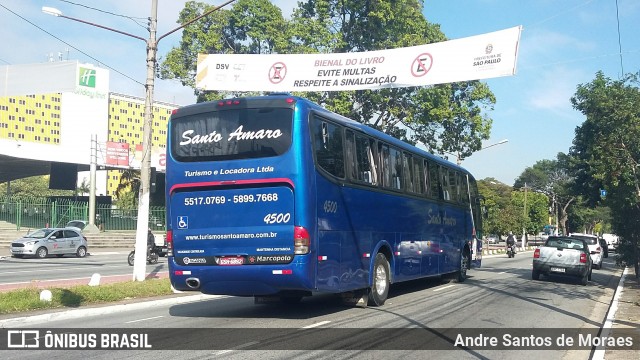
xmin=183 ymin=257 xmax=206 ymax=265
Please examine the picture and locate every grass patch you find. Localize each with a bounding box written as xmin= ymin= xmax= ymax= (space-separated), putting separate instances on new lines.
xmin=0 ymin=278 xmax=173 ymax=315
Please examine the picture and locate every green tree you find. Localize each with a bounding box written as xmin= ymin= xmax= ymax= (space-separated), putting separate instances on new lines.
xmin=567 ymin=204 xmax=611 ymax=234
xmin=160 ymin=0 xmax=496 ymax=158
xmin=477 ymin=178 xmax=516 ymax=237
xmin=0 ymin=176 xmax=73 ymax=198
xmin=160 ymin=0 xmax=287 ymax=102
xmin=76 ymin=178 xmax=90 ymax=197
xmin=511 ymin=189 xmax=549 ymax=238
xmin=513 ymin=155 xmax=576 ymax=236
xmin=115 ymin=170 xmax=140 ymax=209
xmin=570 ymin=71 xmax=640 ymax=274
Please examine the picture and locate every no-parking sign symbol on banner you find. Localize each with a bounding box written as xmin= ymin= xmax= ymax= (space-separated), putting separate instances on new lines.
xmin=269 ymin=62 xmax=287 ymax=84
xmin=411 ymin=53 xmax=433 ymax=77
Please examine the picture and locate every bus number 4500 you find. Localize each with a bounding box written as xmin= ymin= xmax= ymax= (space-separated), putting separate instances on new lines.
xmin=264 ymin=213 xmax=291 ymax=224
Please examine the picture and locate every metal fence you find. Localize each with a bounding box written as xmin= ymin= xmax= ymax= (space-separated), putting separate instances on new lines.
xmin=0 ymin=196 xmax=165 ymax=231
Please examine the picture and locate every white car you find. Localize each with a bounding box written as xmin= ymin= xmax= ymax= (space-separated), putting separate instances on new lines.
xmin=10 ymin=227 xmax=89 ymax=258
xmin=486 ymin=234 xmax=499 ymax=244
xmin=602 ymin=233 xmax=619 ymax=251
xmin=569 ymin=233 xmax=603 ymax=269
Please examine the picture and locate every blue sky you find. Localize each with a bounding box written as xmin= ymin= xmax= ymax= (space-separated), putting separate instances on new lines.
xmin=1 ymin=1 xmax=638 ymax=185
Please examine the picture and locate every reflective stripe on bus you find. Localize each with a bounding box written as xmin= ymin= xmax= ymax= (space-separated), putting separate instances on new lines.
xmin=272 ymin=270 xmax=293 ymax=275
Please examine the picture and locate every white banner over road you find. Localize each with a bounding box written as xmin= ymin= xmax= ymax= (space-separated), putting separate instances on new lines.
xmin=196 ymin=26 xmax=522 ymax=92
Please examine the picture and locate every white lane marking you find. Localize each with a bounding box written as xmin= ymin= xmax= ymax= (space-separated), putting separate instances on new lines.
xmin=1 ymin=265 xmax=126 ymax=275
xmin=498 ymin=271 xmax=507 ymax=274
xmin=433 ymin=285 xmax=454 ymax=292
xmin=302 ymin=321 xmax=331 ymax=329
xmin=592 ymin=267 xmax=628 ymax=360
xmin=213 ymin=341 xmax=260 ymax=355
xmin=125 ymin=315 xmax=164 ymax=324
xmin=0 ymin=271 xmax=169 ymax=285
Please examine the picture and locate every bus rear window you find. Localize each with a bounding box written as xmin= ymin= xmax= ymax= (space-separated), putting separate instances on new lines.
xmin=171 ymin=108 xmax=293 ymax=161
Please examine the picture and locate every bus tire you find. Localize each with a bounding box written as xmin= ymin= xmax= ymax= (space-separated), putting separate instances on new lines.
xmin=368 ymin=253 xmax=390 ymax=307
xmin=455 ymin=251 xmax=469 ymax=283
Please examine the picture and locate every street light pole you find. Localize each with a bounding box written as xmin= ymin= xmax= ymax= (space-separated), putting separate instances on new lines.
xmin=523 ymin=182 xmax=528 ymax=248
xmin=43 ymin=0 xmax=237 ymax=280
xmin=443 ymin=139 xmax=509 ymax=165
xmin=132 ymin=0 xmax=158 ymax=281
xmin=481 ymin=139 xmax=509 ymax=151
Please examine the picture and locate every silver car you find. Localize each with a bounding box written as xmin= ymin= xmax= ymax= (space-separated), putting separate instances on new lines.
xmin=10 ymin=228 xmax=88 ymax=259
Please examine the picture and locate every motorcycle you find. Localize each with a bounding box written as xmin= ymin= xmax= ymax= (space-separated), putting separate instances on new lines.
xmin=507 ymin=244 xmax=517 ymax=258
xmin=127 ymin=245 xmax=161 ymax=266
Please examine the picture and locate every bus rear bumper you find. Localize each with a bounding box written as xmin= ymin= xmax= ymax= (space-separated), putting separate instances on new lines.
xmin=169 ymin=259 xmax=314 ymax=296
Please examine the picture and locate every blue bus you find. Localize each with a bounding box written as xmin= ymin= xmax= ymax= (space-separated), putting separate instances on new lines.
xmin=166 ymin=95 xmax=483 ymax=306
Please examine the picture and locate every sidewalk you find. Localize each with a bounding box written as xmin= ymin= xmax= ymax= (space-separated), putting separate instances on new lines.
xmin=604 ymin=266 xmax=640 ymax=359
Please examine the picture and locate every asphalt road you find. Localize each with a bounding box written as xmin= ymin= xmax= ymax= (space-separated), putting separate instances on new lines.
xmin=0 ymin=250 xmax=167 ymax=288
xmin=0 ymin=252 xmax=625 ymax=359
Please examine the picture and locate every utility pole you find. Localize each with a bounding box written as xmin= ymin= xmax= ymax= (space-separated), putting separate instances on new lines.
xmin=43 ymin=0 xmax=238 ymax=280
xmin=522 ymin=183 xmax=528 ymax=248
xmin=84 ymin=134 xmax=100 ymax=233
xmin=131 ymin=0 xmax=158 ymax=281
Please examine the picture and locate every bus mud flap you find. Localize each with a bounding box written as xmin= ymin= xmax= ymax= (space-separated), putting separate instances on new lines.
xmin=340 ymin=289 xmax=369 ymax=308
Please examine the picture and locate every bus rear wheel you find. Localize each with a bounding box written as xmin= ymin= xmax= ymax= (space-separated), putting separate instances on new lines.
xmin=368 ymin=253 xmax=390 ymax=307
xmin=456 ymin=251 xmax=469 ymax=283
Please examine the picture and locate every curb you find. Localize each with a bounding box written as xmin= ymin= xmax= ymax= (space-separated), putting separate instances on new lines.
xmin=0 ymin=272 xmax=169 ymax=292
xmin=0 ymin=293 xmax=227 ymax=327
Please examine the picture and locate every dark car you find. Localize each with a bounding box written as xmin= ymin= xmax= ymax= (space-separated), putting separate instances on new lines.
xmin=599 ymin=238 xmax=609 ymax=258
xmin=65 ymin=220 xmax=88 ymax=231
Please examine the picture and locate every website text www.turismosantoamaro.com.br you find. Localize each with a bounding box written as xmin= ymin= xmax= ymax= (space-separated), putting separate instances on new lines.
xmin=185 ymin=232 xmax=277 ymax=240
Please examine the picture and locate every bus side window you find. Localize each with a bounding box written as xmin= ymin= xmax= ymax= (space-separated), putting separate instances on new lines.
xmin=313 ymin=117 xmax=345 ymax=178
xmin=412 ymin=156 xmax=424 ymax=194
xmin=460 ymin=173 xmax=470 ymax=205
xmin=379 ymin=143 xmax=391 ymax=188
xmin=404 ymin=153 xmax=414 ymax=193
xmin=390 ymin=147 xmax=403 ymax=190
xmin=427 ymin=161 xmax=439 ymax=199
xmin=355 ymin=134 xmax=378 ymax=186
xmin=367 ymin=138 xmax=379 ymax=185
xmin=451 ymin=171 xmax=461 ymax=203
xmin=441 ymin=167 xmax=451 ymax=201
xmin=345 ymin=131 xmax=357 ymax=181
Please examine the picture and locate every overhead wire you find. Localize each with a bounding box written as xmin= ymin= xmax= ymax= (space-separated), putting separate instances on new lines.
xmin=0 ymin=3 xmax=143 ymax=86
xmin=57 ymin=0 xmax=149 ymax=30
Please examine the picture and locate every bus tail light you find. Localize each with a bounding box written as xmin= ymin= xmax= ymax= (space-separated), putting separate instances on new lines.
xmin=533 ymin=249 xmax=540 ymax=258
xmin=580 ymin=253 xmax=588 ymax=263
xmin=166 ymin=230 xmax=173 ymax=257
xmin=294 ymin=226 xmax=310 ymax=254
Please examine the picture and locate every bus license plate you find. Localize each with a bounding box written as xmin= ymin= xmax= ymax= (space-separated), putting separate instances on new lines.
xmin=218 ymin=257 xmax=244 ymax=266
xmin=550 ymin=267 xmax=565 ymax=273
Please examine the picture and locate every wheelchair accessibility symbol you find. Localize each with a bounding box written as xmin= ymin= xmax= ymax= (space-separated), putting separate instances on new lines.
xmin=177 ymin=216 xmax=188 ymax=229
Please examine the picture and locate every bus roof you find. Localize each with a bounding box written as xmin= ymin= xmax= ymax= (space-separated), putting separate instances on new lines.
xmin=172 ymin=94 xmax=474 ymax=178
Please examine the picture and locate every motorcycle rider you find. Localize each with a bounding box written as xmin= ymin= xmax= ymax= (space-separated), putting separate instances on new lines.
xmin=147 ymin=229 xmax=155 ymax=258
xmin=506 ymin=231 xmax=516 ymax=254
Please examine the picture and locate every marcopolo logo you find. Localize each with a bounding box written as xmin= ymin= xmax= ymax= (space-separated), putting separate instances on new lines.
xmin=78 ymin=67 xmax=96 ymax=88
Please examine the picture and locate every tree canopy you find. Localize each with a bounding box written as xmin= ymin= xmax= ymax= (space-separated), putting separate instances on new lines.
xmin=160 ymin=0 xmax=496 ymax=159
xmin=570 ymin=71 xmax=640 ymax=270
